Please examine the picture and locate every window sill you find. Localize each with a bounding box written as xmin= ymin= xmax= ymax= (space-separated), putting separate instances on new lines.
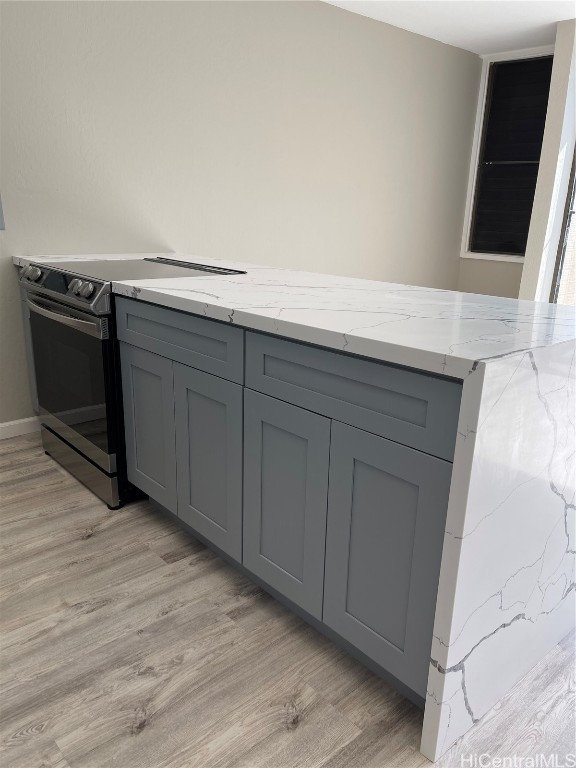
xmin=460 ymin=252 xmax=525 ymax=264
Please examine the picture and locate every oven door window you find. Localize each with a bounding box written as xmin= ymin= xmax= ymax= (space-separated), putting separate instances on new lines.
xmin=29 ymin=307 xmax=113 ymax=466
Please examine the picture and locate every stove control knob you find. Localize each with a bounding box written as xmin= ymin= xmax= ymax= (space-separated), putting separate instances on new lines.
xmin=21 ymin=266 xmax=32 ymax=279
xmin=69 ymin=278 xmax=82 ymax=294
xmin=79 ymin=282 xmax=95 ymax=298
xmin=27 ymin=266 xmax=42 ymax=282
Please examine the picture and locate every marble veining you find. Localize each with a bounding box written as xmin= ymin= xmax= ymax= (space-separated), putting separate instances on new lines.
xmin=14 ymin=252 xmax=576 ymax=760
xmin=109 ymin=260 xmax=575 ymax=380
xmin=421 ymin=341 xmax=575 ymax=760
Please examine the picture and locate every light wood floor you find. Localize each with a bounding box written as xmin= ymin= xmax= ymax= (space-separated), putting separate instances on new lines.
xmin=1 ymin=434 xmax=574 ymax=768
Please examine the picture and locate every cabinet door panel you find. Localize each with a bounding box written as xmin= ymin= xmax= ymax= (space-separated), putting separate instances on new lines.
xmin=243 ymin=390 xmax=330 ymax=619
xmin=324 ymin=422 xmax=451 ymax=697
xmin=120 ymin=343 xmax=177 ymax=512
xmin=175 ymin=364 xmax=243 ymax=561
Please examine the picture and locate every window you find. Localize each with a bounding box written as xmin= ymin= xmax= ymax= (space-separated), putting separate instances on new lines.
xmin=468 ymin=55 xmax=553 ymax=257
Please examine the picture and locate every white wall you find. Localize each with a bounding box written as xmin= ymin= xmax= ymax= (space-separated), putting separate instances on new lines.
xmin=0 ymin=1 xmax=481 ymax=423
xmin=458 ymin=258 xmax=523 ymax=298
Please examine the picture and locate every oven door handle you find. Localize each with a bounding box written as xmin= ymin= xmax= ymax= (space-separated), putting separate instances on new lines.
xmin=26 ymin=297 xmax=108 ymax=340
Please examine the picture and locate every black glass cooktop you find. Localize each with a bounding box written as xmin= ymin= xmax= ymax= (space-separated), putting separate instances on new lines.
xmin=42 ymin=257 xmax=246 ymax=281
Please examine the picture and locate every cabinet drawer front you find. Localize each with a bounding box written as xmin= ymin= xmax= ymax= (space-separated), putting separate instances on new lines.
xmin=174 ymin=364 xmax=243 ymax=562
xmin=116 ymin=297 xmax=244 ymax=383
xmin=323 ymin=422 xmax=451 ymax=698
xmin=120 ymin=343 xmax=177 ymax=513
xmin=246 ymin=333 xmax=461 ymax=461
xmin=243 ymin=390 xmax=330 ymax=619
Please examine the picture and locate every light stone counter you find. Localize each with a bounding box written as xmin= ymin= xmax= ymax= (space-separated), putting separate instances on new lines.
xmin=14 ymin=253 xmax=576 ymax=760
xmin=109 ymin=258 xmax=575 ymax=381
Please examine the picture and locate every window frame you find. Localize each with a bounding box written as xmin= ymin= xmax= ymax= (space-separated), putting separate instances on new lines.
xmin=460 ymin=45 xmax=555 ymax=263
xmin=550 ymin=150 xmax=575 ymax=303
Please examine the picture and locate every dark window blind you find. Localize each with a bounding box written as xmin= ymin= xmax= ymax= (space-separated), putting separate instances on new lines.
xmin=469 ymin=56 xmax=553 ymax=256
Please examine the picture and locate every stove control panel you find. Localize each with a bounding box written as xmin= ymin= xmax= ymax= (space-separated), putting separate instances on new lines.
xmin=19 ymin=264 xmax=110 ymax=315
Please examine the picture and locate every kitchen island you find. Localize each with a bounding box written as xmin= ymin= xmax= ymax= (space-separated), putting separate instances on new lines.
xmin=14 ymin=253 xmax=576 ymax=761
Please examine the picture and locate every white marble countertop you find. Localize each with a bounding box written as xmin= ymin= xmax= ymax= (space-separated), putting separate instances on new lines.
xmin=14 ymin=253 xmax=576 ymax=379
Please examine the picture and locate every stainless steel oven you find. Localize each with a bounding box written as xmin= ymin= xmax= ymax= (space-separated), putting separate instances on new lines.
xmin=20 ymin=267 xmax=130 ymax=508
xmin=27 ymin=296 xmax=115 ymax=465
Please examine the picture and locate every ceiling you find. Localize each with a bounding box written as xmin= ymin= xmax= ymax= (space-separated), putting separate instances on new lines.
xmin=325 ymin=1 xmax=575 ymax=55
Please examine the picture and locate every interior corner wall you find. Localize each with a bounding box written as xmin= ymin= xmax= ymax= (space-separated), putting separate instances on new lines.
xmin=457 ymin=258 xmax=523 ymax=298
xmin=0 ymin=1 xmax=481 ymax=423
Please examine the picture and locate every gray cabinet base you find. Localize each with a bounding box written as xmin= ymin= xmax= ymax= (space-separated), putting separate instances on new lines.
xmin=148 ymin=498 xmax=425 ymax=709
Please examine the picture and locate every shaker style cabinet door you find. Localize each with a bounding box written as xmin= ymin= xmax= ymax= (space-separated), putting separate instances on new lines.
xmin=120 ymin=343 xmax=177 ymax=513
xmin=323 ymin=422 xmax=452 ymax=698
xmin=243 ymin=389 xmax=330 ymax=619
xmin=174 ymin=363 xmax=243 ymax=562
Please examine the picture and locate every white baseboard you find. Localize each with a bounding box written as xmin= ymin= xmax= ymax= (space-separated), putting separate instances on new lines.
xmin=0 ymin=416 xmax=41 ymax=441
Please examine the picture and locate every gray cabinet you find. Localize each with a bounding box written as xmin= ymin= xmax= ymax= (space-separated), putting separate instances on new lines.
xmin=116 ymin=297 xmax=244 ymax=383
xmin=120 ymin=343 xmax=177 ymax=513
xmin=174 ymin=363 xmax=243 ymax=561
xmin=118 ymin=303 xmax=457 ymax=703
xmin=119 ymin=342 xmax=244 ymax=561
xmin=243 ymin=389 xmax=330 ymax=619
xmin=323 ymin=421 xmax=452 ymax=698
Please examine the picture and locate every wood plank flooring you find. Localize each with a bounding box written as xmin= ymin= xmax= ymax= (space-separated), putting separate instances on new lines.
xmin=1 ymin=434 xmax=574 ymax=768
